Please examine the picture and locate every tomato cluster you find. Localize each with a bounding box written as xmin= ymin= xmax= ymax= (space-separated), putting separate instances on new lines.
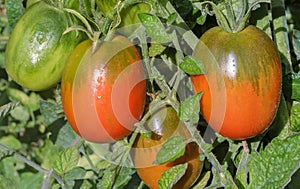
xmin=5 ymin=1 xmax=283 ymax=188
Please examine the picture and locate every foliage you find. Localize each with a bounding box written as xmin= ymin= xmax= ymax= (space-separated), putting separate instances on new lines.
xmin=0 ymin=0 xmax=299 ymax=189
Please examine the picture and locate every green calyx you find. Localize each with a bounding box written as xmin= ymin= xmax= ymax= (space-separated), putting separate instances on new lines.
xmin=196 ymin=0 xmax=271 ymax=33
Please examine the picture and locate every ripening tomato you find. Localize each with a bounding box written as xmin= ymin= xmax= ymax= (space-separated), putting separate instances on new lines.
xmin=132 ymin=106 xmax=203 ymax=189
xmin=61 ymin=36 xmax=146 ymax=143
xmin=191 ymin=25 xmax=282 ymax=140
xmin=5 ymin=1 xmax=82 ymax=91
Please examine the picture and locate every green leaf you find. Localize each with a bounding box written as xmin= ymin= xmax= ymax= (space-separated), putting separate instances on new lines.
xmin=53 ymin=146 xmax=80 ymax=175
xmin=158 ymin=163 xmax=188 ymax=189
xmin=248 ymin=133 xmax=300 ymax=188
xmin=192 ymin=171 xmax=211 ymax=189
xmin=155 ymin=136 xmax=186 ymax=164
xmin=0 ymin=102 xmax=19 ymax=119
xmin=98 ymin=166 xmax=135 ymax=189
xmin=196 ymin=14 xmax=207 ymax=25
xmin=178 ymin=92 xmax=203 ymax=124
xmin=0 ymin=156 xmax=24 ymax=185
xmin=179 ymin=56 xmax=206 ymax=75
xmin=35 ymin=139 xmax=60 ymax=170
xmin=55 ymin=123 xmax=79 ymax=149
xmin=5 ymin=0 xmax=25 ymax=30
xmin=0 ymin=174 xmax=16 ymax=189
xmin=40 ymin=99 xmax=62 ymax=126
xmin=19 ymin=172 xmax=43 ymax=189
xmin=10 ymin=105 xmax=30 ymax=122
xmin=167 ymin=12 xmax=177 ymax=25
xmin=149 ymin=43 xmax=167 ymax=57
xmin=138 ymin=13 xmax=172 ymax=43
xmin=64 ymin=167 xmax=87 ymax=181
xmin=291 ymin=73 xmax=300 ymax=101
xmin=7 ymin=88 xmax=40 ymax=111
xmin=26 ymin=92 xmax=40 ymax=111
xmin=290 ymin=103 xmax=300 ymax=132
xmin=0 ymin=135 xmax=22 ymax=150
xmin=7 ymin=88 xmax=29 ymax=105
xmin=293 ymin=29 xmax=300 ymax=61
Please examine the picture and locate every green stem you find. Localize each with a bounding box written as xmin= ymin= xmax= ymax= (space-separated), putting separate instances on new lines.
xmin=0 ymin=143 xmax=64 ymax=186
xmin=79 ymin=144 xmax=98 ymax=174
xmin=236 ymin=0 xmax=270 ymax=32
xmin=225 ymin=0 xmax=236 ymax=31
xmin=188 ymin=127 xmax=238 ymax=188
xmin=271 ymin=0 xmax=293 ymax=74
xmin=194 ymin=1 xmax=232 ymax=32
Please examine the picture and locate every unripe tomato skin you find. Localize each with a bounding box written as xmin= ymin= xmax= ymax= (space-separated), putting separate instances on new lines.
xmin=132 ymin=107 xmax=203 ymax=189
xmin=61 ymin=36 xmax=146 ymax=143
xmin=5 ymin=1 xmax=82 ymax=91
xmin=191 ymin=25 xmax=282 ymax=140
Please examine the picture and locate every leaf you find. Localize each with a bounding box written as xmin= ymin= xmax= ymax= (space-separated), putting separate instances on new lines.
xmin=138 ymin=13 xmax=172 ymax=43
xmin=290 ymin=103 xmax=300 ymax=132
xmin=0 ymin=135 xmax=22 ymax=150
xmin=291 ymin=73 xmax=300 ymax=101
xmin=293 ymin=29 xmax=300 ymax=61
xmin=192 ymin=171 xmax=211 ymax=189
xmin=0 ymin=174 xmax=16 ymax=189
xmin=64 ymin=167 xmax=87 ymax=181
xmin=7 ymin=88 xmax=29 ymax=105
xmin=248 ymin=133 xmax=300 ymax=188
xmin=158 ymin=163 xmax=188 ymax=189
xmin=19 ymin=172 xmax=43 ymax=189
xmin=167 ymin=12 xmax=177 ymax=25
xmin=178 ymin=92 xmax=203 ymax=124
xmin=0 ymin=102 xmax=19 ymax=119
xmin=179 ymin=56 xmax=206 ymax=75
xmin=98 ymin=166 xmax=135 ymax=189
xmin=35 ymin=139 xmax=60 ymax=170
xmin=10 ymin=105 xmax=30 ymax=122
xmin=6 ymin=88 xmax=40 ymax=111
xmin=55 ymin=123 xmax=79 ymax=149
xmin=5 ymin=0 xmax=25 ymax=30
xmin=40 ymin=99 xmax=63 ymax=126
xmin=155 ymin=136 xmax=186 ymax=164
xmin=53 ymin=146 xmax=80 ymax=175
xmin=196 ymin=14 xmax=207 ymax=25
xmin=149 ymin=43 xmax=166 ymax=57
xmin=26 ymin=92 xmax=40 ymax=112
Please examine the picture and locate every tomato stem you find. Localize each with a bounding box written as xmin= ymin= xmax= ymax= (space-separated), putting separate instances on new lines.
xmin=0 ymin=143 xmax=64 ymax=186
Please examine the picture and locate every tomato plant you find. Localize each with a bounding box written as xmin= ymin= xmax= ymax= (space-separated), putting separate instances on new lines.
xmin=0 ymin=0 xmax=300 ymax=189
xmin=5 ymin=1 xmax=82 ymax=91
xmin=132 ymin=106 xmax=203 ymax=189
xmin=61 ymin=36 xmax=146 ymax=143
xmin=191 ymin=25 xmax=282 ymax=140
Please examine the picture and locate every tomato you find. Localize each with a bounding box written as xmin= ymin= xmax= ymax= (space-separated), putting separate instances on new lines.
xmin=61 ymin=36 xmax=146 ymax=143
xmin=191 ymin=25 xmax=282 ymax=140
xmin=132 ymin=106 xmax=203 ymax=189
xmin=5 ymin=1 xmax=82 ymax=91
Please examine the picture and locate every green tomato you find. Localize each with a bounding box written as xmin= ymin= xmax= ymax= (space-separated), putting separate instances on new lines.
xmin=5 ymin=1 xmax=83 ymax=91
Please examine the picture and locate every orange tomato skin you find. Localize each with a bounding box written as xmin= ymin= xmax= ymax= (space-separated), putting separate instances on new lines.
xmin=191 ymin=26 xmax=282 ymax=140
xmin=61 ymin=36 xmax=146 ymax=143
xmin=132 ymin=107 xmax=203 ymax=189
